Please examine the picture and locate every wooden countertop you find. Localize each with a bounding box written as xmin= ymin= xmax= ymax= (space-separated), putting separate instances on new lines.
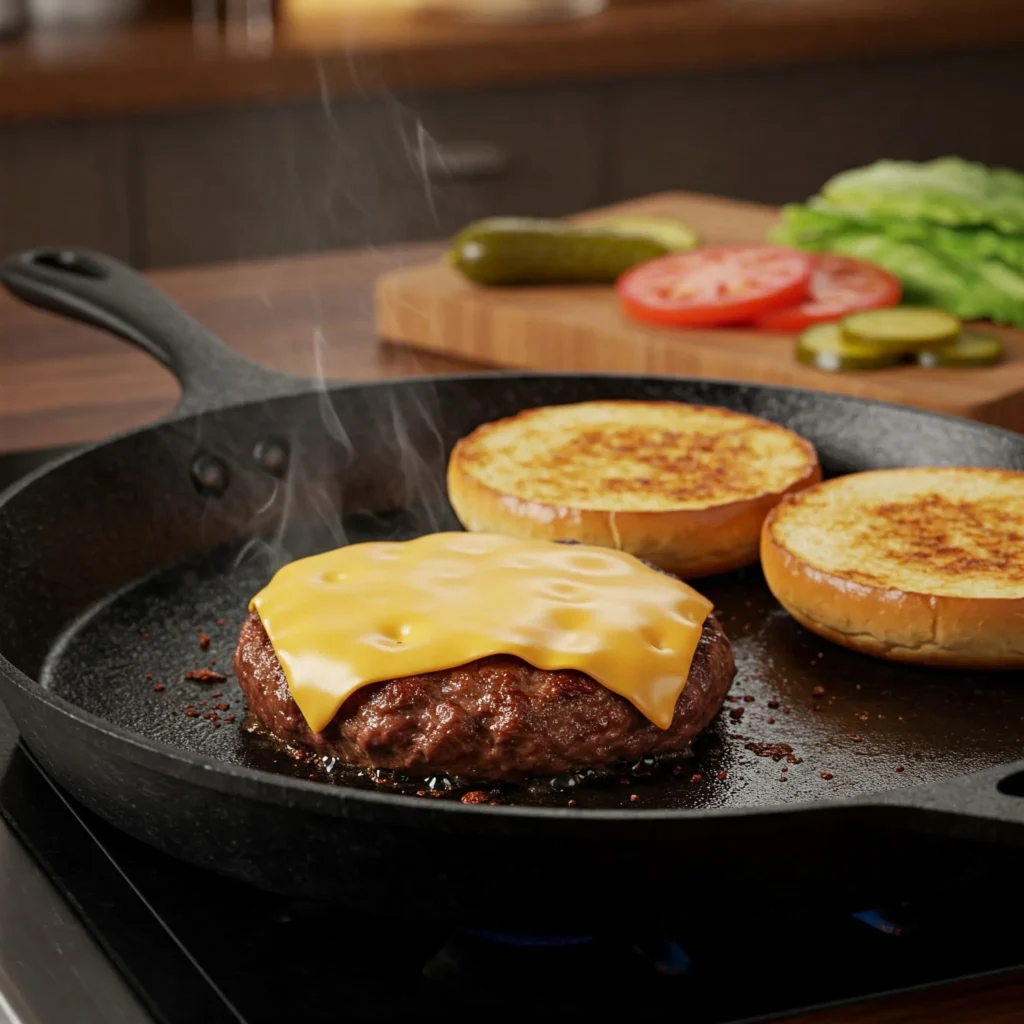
xmin=2 ymin=0 xmax=1024 ymax=121
xmin=0 ymin=242 xmax=469 ymax=453
xmin=790 ymin=970 xmax=1024 ymax=1024
xmin=1 ymin=240 xmax=1023 ymax=1020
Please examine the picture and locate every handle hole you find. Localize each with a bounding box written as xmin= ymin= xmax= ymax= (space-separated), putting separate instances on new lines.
xmin=996 ymin=772 xmax=1024 ymax=797
xmin=32 ymin=250 xmax=107 ymax=279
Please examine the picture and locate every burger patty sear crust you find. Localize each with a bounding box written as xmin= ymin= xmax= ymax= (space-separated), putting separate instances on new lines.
xmin=234 ymin=611 xmax=736 ymax=780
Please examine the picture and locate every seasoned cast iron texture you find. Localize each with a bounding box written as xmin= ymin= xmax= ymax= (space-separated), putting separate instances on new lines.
xmin=1 ymin=249 xmax=1024 ymax=921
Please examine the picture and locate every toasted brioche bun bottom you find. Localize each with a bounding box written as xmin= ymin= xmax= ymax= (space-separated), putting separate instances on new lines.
xmin=448 ymin=452 xmax=821 ymax=578
xmin=760 ymin=513 xmax=1024 ymax=669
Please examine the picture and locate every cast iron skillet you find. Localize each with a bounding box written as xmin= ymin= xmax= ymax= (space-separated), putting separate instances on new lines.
xmin=1 ymin=249 xmax=1024 ymax=926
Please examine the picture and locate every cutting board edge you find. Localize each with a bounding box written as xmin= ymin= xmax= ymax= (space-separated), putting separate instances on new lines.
xmin=380 ymin=278 xmax=1020 ymax=421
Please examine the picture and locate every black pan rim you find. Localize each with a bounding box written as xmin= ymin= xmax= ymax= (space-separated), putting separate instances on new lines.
xmin=4 ymin=366 xmax=1023 ymax=512
xmin=2 ymin=369 xmax=1023 ymax=827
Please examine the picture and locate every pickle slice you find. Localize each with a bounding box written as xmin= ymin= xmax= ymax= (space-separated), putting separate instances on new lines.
xmin=917 ymin=331 xmax=1004 ymax=368
xmin=796 ymin=322 xmax=902 ymax=372
xmin=841 ymin=307 xmax=961 ymax=349
xmin=584 ymin=215 xmax=699 ymax=252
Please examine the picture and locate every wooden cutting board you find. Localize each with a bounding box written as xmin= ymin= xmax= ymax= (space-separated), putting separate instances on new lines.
xmin=375 ymin=192 xmax=1024 ymax=432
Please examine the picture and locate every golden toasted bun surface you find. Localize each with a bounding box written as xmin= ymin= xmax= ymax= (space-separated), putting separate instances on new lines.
xmin=453 ymin=401 xmax=817 ymax=512
xmin=448 ymin=400 xmax=820 ymax=577
xmin=761 ymin=467 xmax=1024 ymax=668
xmin=768 ymin=468 xmax=1024 ymax=600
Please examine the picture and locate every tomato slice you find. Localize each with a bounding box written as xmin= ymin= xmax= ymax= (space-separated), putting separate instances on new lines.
xmin=617 ymin=245 xmax=812 ymax=327
xmin=755 ymin=255 xmax=902 ymax=331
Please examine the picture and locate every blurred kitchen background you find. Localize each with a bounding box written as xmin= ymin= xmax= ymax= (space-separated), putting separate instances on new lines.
xmin=1 ymin=0 xmax=1022 ymax=269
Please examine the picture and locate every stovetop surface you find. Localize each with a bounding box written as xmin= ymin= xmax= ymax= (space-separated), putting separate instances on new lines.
xmin=3 ymin=448 xmax=1024 ymax=1024
xmin=7 ymin=725 xmax=1024 ymax=1024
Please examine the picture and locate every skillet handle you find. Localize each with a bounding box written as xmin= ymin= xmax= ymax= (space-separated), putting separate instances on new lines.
xmin=0 ymin=248 xmax=304 ymax=416
xmin=878 ymin=760 xmax=1024 ymax=845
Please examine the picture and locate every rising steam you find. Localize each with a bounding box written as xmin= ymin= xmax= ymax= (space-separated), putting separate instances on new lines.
xmin=232 ymin=54 xmax=466 ymax=579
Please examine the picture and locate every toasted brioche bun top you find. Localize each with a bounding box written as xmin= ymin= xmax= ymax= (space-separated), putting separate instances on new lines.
xmin=453 ymin=400 xmax=819 ymax=513
xmin=767 ymin=467 xmax=1024 ymax=600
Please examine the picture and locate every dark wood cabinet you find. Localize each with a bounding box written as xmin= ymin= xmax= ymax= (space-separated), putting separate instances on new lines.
xmin=137 ymin=84 xmax=604 ymax=266
xmin=0 ymin=121 xmax=131 ymax=259
xmin=2 ymin=47 xmax=1023 ymax=268
xmin=608 ymin=51 xmax=1024 ymax=206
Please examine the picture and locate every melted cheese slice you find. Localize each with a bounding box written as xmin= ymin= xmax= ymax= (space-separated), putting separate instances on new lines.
xmin=250 ymin=532 xmax=713 ymax=733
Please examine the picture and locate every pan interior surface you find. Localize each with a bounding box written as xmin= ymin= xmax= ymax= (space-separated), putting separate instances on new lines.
xmin=40 ymin=502 xmax=1024 ymax=812
xmin=6 ymin=373 xmax=1024 ymax=814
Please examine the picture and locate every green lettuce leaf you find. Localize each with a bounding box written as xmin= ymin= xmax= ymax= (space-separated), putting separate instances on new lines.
xmin=825 ymin=235 xmax=1009 ymax=322
xmin=775 ymin=200 xmax=1024 ymax=274
xmin=820 ymin=157 xmax=1024 ymax=234
xmin=772 ymin=202 xmax=1024 ymax=326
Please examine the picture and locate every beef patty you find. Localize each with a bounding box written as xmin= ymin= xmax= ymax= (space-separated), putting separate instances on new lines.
xmin=234 ymin=611 xmax=736 ymax=780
